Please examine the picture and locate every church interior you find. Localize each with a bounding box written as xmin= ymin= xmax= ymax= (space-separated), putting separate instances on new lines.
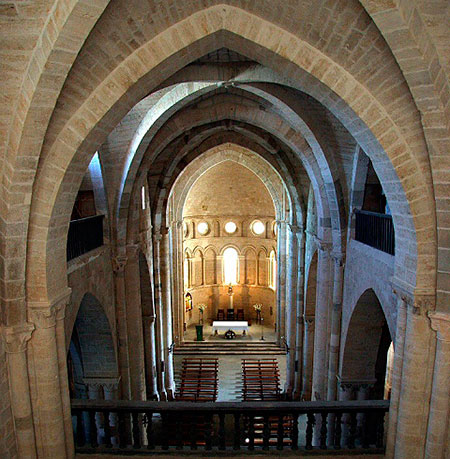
xmin=0 ymin=1 xmax=449 ymax=458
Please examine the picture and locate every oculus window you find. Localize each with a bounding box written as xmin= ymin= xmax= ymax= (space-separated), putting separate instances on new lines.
xmin=197 ymin=221 xmax=209 ymax=235
xmin=224 ymin=221 xmax=237 ymax=234
xmin=252 ymin=220 xmax=265 ymax=235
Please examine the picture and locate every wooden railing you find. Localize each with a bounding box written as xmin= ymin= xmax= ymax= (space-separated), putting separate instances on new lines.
xmin=355 ymin=210 xmax=395 ymax=255
xmin=71 ymin=399 xmax=389 ymax=454
xmin=67 ymin=215 xmax=104 ymax=261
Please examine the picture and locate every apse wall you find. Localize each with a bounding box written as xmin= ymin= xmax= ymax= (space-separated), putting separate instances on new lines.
xmin=182 ymin=161 xmax=277 ymax=329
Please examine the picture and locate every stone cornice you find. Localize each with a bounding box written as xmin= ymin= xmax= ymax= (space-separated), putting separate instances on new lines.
xmin=428 ymin=312 xmax=450 ymax=342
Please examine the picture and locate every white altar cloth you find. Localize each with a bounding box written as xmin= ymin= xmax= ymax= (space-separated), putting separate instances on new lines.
xmin=212 ymin=321 xmax=249 ymax=333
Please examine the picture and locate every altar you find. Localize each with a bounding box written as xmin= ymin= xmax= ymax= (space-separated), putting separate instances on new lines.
xmin=212 ymin=320 xmax=249 ymax=338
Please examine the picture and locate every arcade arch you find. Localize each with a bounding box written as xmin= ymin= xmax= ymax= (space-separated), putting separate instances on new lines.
xmin=0 ymin=3 xmax=446 ymax=458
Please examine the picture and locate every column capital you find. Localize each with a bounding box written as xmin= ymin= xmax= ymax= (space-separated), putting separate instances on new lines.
xmin=28 ymin=288 xmax=71 ymax=329
xmin=288 ymin=224 xmax=304 ymax=233
xmin=338 ymin=377 xmax=377 ymax=391
xmin=428 ymin=312 xmax=450 ymax=342
xmin=304 ymin=315 xmax=315 ymax=325
xmin=126 ymin=244 xmax=140 ymax=258
xmin=143 ymin=314 xmax=156 ymax=324
xmin=2 ymin=323 xmax=35 ymax=354
xmin=331 ymin=251 xmax=345 ymax=265
xmin=83 ymin=377 xmax=120 ymax=390
xmin=391 ymin=280 xmax=435 ymax=316
xmin=112 ymin=255 xmax=128 ymax=273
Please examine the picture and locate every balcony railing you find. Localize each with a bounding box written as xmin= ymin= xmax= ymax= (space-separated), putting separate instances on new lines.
xmin=71 ymin=399 xmax=389 ymax=454
xmin=67 ymin=215 xmax=104 ymax=261
xmin=355 ymin=210 xmax=395 ymax=255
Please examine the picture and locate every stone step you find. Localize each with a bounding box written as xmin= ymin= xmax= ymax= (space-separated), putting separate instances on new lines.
xmin=174 ymin=342 xmax=286 ymax=355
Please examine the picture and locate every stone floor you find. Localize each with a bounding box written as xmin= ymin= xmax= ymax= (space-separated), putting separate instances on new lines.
xmin=174 ymin=353 xmax=287 ymax=401
xmin=183 ymin=322 xmax=277 ymax=343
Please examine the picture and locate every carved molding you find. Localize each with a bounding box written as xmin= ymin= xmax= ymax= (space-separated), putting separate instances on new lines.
xmin=3 ymin=323 xmax=35 ymax=354
xmin=428 ymin=312 xmax=450 ymax=342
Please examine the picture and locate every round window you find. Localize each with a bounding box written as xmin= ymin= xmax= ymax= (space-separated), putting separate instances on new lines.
xmin=224 ymin=221 xmax=237 ymax=234
xmin=197 ymin=221 xmax=209 ymax=235
xmin=252 ymin=220 xmax=265 ymax=235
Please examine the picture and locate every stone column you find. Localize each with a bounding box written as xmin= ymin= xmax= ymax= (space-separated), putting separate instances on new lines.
xmin=84 ymin=380 xmax=104 ymax=445
xmin=28 ymin=294 xmax=69 ymax=458
xmin=54 ymin=297 xmax=75 ymax=458
xmin=142 ymin=315 xmax=159 ymax=400
xmin=112 ymin=255 xmax=131 ymax=401
xmin=103 ymin=378 xmax=121 ymax=446
xmin=394 ymin=294 xmax=435 ymax=458
xmin=311 ymin=240 xmax=332 ymax=401
xmin=125 ymin=244 xmax=147 ymax=401
xmin=294 ymin=228 xmax=306 ymax=399
xmin=385 ymin=294 xmax=407 ymax=457
xmin=327 ymin=253 xmax=344 ymax=401
xmin=3 ymin=323 xmax=37 ymax=458
xmin=169 ymin=221 xmax=184 ymax=345
xmin=337 ymin=378 xmax=355 ymax=447
xmin=276 ymin=220 xmax=287 ymax=341
xmin=160 ymin=228 xmax=175 ymax=399
xmin=152 ymin=231 xmax=167 ymax=400
xmin=301 ymin=315 xmax=315 ymax=400
xmin=425 ymin=312 xmax=450 ymax=458
xmin=284 ymin=224 xmax=299 ymax=397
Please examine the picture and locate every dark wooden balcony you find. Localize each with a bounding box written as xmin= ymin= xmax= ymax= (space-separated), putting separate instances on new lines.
xmin=71 ymin=398 xmax=389 ymax=455
xmin=355 ymin=210 xmax=395 ymax=255
xmin=67 ymin=215 xmax=104 ymax=261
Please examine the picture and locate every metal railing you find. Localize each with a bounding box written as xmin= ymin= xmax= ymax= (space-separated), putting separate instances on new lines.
xmin=67 ymin=215 xmax=104 ymax=261
xmin=355 ymin=210 xmax=395 ymax=255
xmin=71 ymin=399 xmax=389 ymax=454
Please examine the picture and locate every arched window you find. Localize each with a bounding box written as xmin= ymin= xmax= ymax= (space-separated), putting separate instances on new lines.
xmin=223 ymin=247 xmax=239 ymax=284
xmin=269 ymin=250 xmax=276 ymax=289
xmin=184 ymin=252 xmax=191 ymax=288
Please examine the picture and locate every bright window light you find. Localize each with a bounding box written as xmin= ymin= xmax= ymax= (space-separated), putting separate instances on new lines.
xmin=141 ymin=186 xmax=146 ymax=210
xmin=252 ymin=220 xmax=265 ymax=235
xmin=223 ymin=247 xmax=238 ymax=284
xmin=269 ymin=250 xmax=276 ymax=289
xmin=197 ymin=221 xmax=209 ymax=235
xmin=224 ymin=221 xmax=237 ymax=234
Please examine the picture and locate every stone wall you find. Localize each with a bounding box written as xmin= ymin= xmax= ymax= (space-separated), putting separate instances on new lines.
xmin=65 ymin=246 xmax=116 ymax=352
xmin=340 ymin=239 xmax=396 ymax=375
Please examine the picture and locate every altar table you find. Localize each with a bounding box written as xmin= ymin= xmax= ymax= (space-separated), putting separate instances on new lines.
xmin=212 ymin=320 xmax=249 ymax=336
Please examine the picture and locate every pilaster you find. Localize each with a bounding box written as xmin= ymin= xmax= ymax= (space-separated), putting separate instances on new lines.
xmin=28 ymin=289 xmax=72 ymax=458
xmin=3 ymin=323 xmax=36 ymax=458
xmin=425 ymin=312 xmax=450 ymax=458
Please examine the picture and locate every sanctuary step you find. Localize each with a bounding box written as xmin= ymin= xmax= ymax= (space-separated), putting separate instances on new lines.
xmin=174 ymin=341 xmax=286 ymax=355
